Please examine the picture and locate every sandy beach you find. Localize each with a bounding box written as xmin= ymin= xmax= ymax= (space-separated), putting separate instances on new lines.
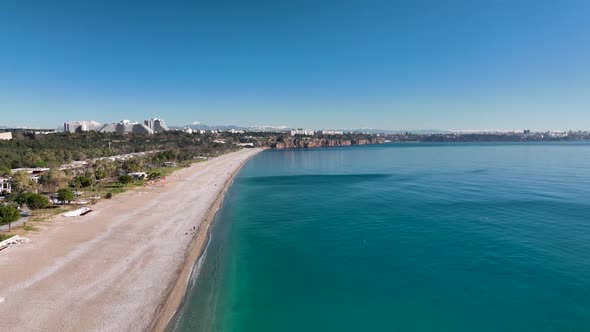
xmin=0 ymin=148 xmax=262 ymax=332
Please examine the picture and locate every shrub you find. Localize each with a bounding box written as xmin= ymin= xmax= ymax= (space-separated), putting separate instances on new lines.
xmin=148 ymin=171 xmax=163 ymax=180
xmin=119 ymin=175 xmax=133 ymax=185
xmin=105 ymin=192 xmax=113 ymax=199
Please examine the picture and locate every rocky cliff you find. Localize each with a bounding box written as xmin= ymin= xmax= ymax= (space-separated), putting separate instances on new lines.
xmin=270 ymin=137 xmax=384 ymax=149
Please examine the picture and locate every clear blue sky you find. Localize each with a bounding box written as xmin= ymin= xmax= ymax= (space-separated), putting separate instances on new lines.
xmin=1 ymin=0 xmax=589 ymax=130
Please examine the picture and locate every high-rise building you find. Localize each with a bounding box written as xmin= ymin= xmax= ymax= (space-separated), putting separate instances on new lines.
xmin=63 ymin=120 xmax=101 ymax=133
xmin=144 ymin=118 xmax=170 ymax=133
xmin=98 ymin=120 xmax=153 ymax=135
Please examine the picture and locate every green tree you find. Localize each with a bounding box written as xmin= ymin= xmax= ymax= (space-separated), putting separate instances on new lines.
xmin=11 ymin=171 xmax=37 ymax=194
xmin=0 ymin=205 xmax=21 ymax=232
xmin=119 ymin=174 xmax=133 ymax=186
xmin=0 ymin=166 xmax=10 ymax=177
xmin=122 ymin=159 xmax=144 ymax=173
xmin=13 ymin=192 xmax=33 ymax=207
xmin=57 ymin=188 xmax=75 ymax=204
xmin=39 ymin=169 xmax=71 ymax=193
xmin=18 ymin=193 xmax=50 ymax=210
xmin=72 ymin=175 xmax=93 ymax=189
xmin=94 ymin=169 xmax=107 ymax=181
xmin=93 ymin=160 xmax=117 ymax=180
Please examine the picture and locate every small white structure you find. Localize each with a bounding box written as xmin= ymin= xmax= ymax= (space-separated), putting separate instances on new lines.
xmin=0 ymin=132 xmax=13 ymax=140
xmin=0 ymin=177 xmax=11 ymax=194
xmin=63 ymin=207 xmax=91 ymax=217
xmin=128 ymin=172 xmax=148 ymax=179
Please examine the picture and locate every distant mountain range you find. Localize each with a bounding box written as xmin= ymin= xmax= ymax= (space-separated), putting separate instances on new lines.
xmin=170 ymin=123 xmax=250 ymax=131
xmin=169 ymin=123 xmax=453 ymax=134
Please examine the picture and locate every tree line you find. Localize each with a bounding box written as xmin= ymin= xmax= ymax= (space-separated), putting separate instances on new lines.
xmin=0 ymin=131 xmax=238 ymax=170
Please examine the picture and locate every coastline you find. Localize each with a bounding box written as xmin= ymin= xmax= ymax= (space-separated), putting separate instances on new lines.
xmin=150 ymin=149 xmax=260 ymax=331
xmin=0 ymin=148 xmax=262 ymax=332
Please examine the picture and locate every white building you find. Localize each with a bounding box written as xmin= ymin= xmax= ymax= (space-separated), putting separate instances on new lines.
xmin=98 ymin=120 xmax=153 ymax=135
xmin=321 ymin=130 xmax=344 ymax=135
xmin=64 ymin=120 xmax=101 ymax=133
xmin=182 ymin=127 xmax=193 ymax=134
xmin=0 ymin=132 xmax=12 ymax=140
xmin=144 ymin=118 xmax=170 ymax=133
xmin=0 ymin=177 xmax=11 ymax=194
xmin=290 ymin=129 xmax=315 ymax=136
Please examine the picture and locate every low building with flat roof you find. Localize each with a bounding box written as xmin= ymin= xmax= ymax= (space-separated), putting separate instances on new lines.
xmin=11 ymin=168 xmax=50 ymax=175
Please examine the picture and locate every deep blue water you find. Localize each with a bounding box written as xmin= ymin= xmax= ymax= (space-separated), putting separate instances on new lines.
xmin=172 ymin=142 xmax=590 ymax=331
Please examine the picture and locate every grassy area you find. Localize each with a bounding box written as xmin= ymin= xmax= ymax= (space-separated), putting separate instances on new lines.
xmin=149 ymin=159 xmax=205 ymax=177
xmin=0 ymin=233 xmax=16 ymax=241
xmin=28 ymin=206 xmax=70 ymax=222
xmin=23 ymin=225 xmax=38 ymax=231
xmin=150 ymin=165 xmax=185 ymax=177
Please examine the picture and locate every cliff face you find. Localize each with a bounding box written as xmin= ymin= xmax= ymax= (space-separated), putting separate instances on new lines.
xmin=270 ymin=137 xmax=384 ymax=149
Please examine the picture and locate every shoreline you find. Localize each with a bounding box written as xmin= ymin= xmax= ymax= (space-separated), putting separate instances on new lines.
xmin=150 ymin=150 xmax=259 ymax=331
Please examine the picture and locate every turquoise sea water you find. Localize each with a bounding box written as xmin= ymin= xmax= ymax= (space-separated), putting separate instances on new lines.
xmin=172 ymin=143 xmax=590 ymax=332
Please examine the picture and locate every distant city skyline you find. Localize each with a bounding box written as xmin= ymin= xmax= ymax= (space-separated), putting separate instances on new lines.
xmin=3 ymin=116 xmax=586 ymax=134
xmin=1 ymin=116 xmax=589 ymax=133
xmin=1 ymin=1 xmax=590 ymax=130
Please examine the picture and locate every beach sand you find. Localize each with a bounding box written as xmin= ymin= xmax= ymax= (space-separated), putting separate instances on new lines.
xmin=0 ymin=148 xmax=262 ymax=332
